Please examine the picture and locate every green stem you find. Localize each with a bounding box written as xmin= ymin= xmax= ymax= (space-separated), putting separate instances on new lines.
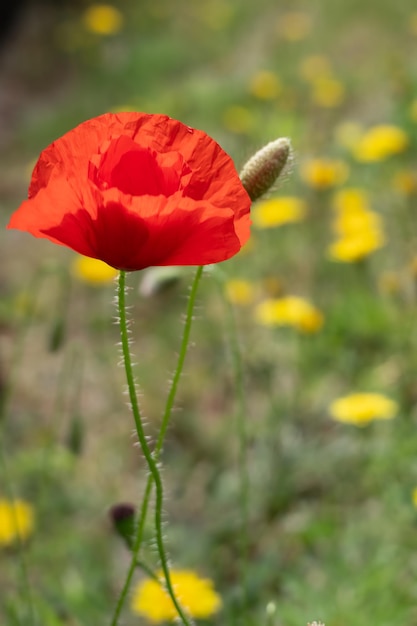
xmin=111 ymin=270 xmax=201 ymax=626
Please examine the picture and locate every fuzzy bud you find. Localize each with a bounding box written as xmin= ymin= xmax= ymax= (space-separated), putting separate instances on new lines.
xmin=239 ymin=137 xmax=291 ymax=202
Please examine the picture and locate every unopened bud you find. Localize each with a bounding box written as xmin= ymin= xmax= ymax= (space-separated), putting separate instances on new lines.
xmin=109 ymin=503 xmax=135 ymax=549
xmin=240 ymin=137 xmax=291 ymax=202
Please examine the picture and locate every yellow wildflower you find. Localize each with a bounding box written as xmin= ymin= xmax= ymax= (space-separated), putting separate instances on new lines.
xmin=328 ymin=188 xmax=385 ymax=262
xmin=412 ymin=487 xmax=417 ymax=508
xmin=222 ymin=105 xmax=255 ymax=134
xmin=0 ymin=499 xmax=34 ymax=547
xmin=329 ymin=393 xmax=398 ymax=426
xmin=310 ymin=77 xmax=345 ymax=108
xmin=71 ymin=256 xmax=118 ymax=284
xmin=82 ymin=4 xmax=123 ymax=36
xmin=255 ymin=296 xmax=324 ymax=333
xmin=224 ymin=280 xmax=256 ymax=306
xmin=327 ymin=230 xmax=385 ymax=263
xmin=332 ymin=209 xmax=382 ymax=238
xmin=252 ymin=197 xmax=306 ymax=228
xmin=352 ymin=125 xmax=409 ymax=162
xmin=131 ymin=570 xmax=222 ymax=622
xmin=332 ymin=188 xmax=371 ymax=214
xmin=277 ymin=11 xmax=312 ymax=41
xmin=300 ymin=158 xmax=349 ymax=189
xmin=249 ymin=70 xmax=281 ymax=100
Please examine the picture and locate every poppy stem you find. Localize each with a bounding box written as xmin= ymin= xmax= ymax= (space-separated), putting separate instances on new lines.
xmin=112 ymin=270 xmax=196 ymax=626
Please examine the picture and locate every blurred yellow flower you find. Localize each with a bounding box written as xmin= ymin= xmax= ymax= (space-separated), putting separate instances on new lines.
xmin=328 ymin=188 xmax=385 ymax=262
xmin=332 ymin=188 xmax=371 ymax=213
xmin=333 ymin=210 xmax=382 ymax=237
xmin=222 ymin=105 xmax=255 ymax=134
xmin=327 ymin=230 xmax=385 ymax=263
xmin=82 ymin=4 xmax=123 ymax=35
xmin=255 ymin=296 xmax=324 ymax=333
xmin=300 ymin=159 xmax=349 ymax=189
xmin=224 ymin=279 xmax=256 ymax=306
xmin=299 ymin=55 xmax=332 ymax=82
xmin=310 ymin=77 xmax=345 ymax=108
xmin=71 ymin=256 xmax=118 ymax=284
xmin=412 ymin=487 xmax=417 ymax=508
xmin=0 ymin=499 xmax=34 ymax=547
xmin=252 ymin=197 xmax=307 ymax=228
xmin=249 ymin=70 xmax=281 ymax=100
xmin=131 ymin=570 xmax=222 ymax=622
xmin=329 ymin=393 xmax=398 ymax=426
xmin=277 ymin=11 xmax=312 ymax=41
xmin=352 ymin=125 xmax=409 ymax=162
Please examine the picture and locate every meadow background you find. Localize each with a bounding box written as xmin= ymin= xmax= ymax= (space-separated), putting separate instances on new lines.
xmin=1 ymin=0 xmax=417 ymax=624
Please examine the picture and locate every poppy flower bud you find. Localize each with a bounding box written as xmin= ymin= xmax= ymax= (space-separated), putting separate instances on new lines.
xmin=239 ymin=137 xmax=291 ymax=202
xmin=109 ymin=503 xmax=136 ymax=549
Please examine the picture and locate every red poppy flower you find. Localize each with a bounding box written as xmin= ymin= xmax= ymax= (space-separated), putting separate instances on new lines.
xmin=8 ymin=112 xmax=251 ymax=271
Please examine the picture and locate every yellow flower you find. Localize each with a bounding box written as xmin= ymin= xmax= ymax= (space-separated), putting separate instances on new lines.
xmin=328 ymin=189 xmax=385 ymax=262
xmin=71 ymin=256 xmax=118 ymax=284
xmin=300 ymin=159 xmax=349 ymax=189
xmin=352 ymin=125 xmax=409 ymax=162
xmin=332 ymin=209 xmax=382 ymax=238
xmin=255 ymin=296 xmax=324 ymax=333
xmin=249 ymin=70 xmax=281 ymax=100
xmin=412 ymin=487 xmax=417 ymax=508
xmin=277 ymin=11 xmax=312 ymax=41
xmin=252 ymin=197 xmax=307 ymax=228
xmin=332 ymin=188 xmax=371 ymax=214
xmin=327 ymin=230 xmax=385 ymax=263
xmin=329 ymin=393 xmax=398 ymax=426
xmin=0 ymin=499 xmax=34 ymax=547
xmin=131 ymin=570 xmax=222 ymax=623
xmin=224 ymin=279 xmax=256 ymax=306
xmin=82 ymin=4 xmax=123 ymax=36
xmin=310 ymin=77 xmax=345 ymax=108
xmin=222 ymin=105 xmax=255 ymax=134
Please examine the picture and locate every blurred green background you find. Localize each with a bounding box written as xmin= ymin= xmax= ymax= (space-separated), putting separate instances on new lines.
xmin=1 ymin=0 xmax=417 ymax=625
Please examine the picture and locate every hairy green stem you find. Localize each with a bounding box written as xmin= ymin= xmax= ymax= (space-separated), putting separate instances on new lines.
xmin=111 ymin=269 xmax=202 ymax=626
